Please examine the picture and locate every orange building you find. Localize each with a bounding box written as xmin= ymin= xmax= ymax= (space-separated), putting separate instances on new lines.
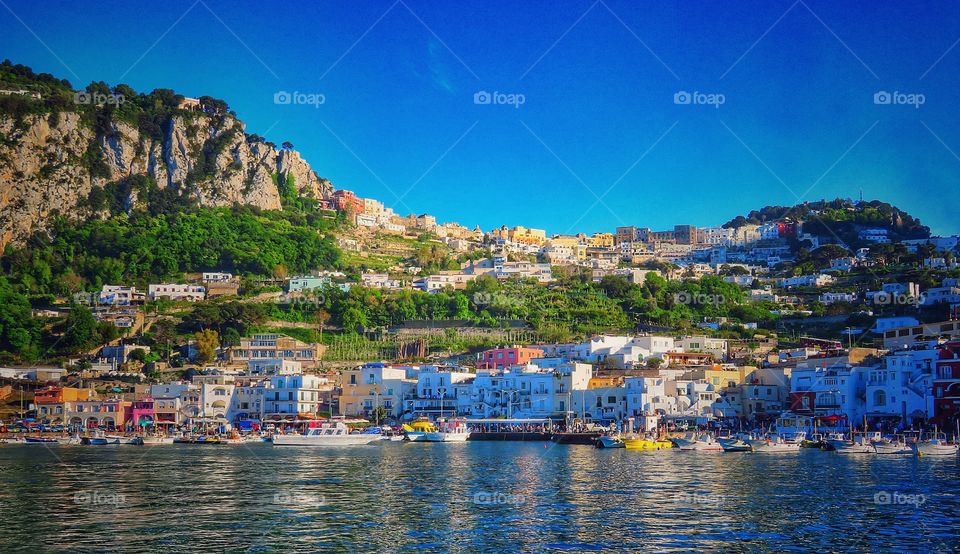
xmin=477 ymin=346 xmax=545 ymax=369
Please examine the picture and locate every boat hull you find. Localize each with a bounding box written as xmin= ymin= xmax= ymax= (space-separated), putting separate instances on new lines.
xmin=872 ymin=442 xmax=912 ymax=455
xmin=596 ymin=436 xmax=625 ymax=449
xmin=828 ymin=439 xmax=875 ymax=454
xmin=913 ymin=442 xmax=960 ymax=456
xmin=623 ymin=439 xmax=673 ymax=450
xmin=421 ymin=432 xmax=470 ymax=442
xmin=142 ymin=437 xmax=175 ymax=445
xmin=272 ymin=434 xmax=382 ymax=447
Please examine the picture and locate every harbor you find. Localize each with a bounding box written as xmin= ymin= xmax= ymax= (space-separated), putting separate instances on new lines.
xmin=0 ymin=440 xmax=957 ymax=551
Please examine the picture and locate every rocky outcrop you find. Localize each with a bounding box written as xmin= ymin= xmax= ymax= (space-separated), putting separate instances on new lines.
xmin=0 ymin=110 xmax=334 ymax=249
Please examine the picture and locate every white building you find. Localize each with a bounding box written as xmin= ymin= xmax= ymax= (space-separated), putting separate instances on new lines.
xmin=263 ymin=374 xmax=326 ymax=417
xmin=202 ymin=272 xmax=233 ymax=282
xmin=675 ymin=336 xmax=728 ymax=361
xmin=148 ymin=284 xmax=206 ymax=302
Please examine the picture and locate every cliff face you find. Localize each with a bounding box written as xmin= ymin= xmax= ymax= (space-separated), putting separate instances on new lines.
xmin=0 ymin=110 xmax=333 ymax=249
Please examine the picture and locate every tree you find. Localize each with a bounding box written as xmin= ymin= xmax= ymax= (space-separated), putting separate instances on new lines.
xmin=646 ymin=357 xmax=663 ymax=369
xmin=128 ymin=348 xmax=147 ymax=363
xmin=372 ymin=406 xmax=388 ymax=426
xmin=63 ymin=304 xmax=99 ymax=353
xmin=341 ymin=307 xmax=367 ymax=334
xmin=281 ymin=141 xmax=294 ymax=150
xmin=315 ymin=309 xmax=331 ymax=338
xmin=194 ymin=329 xmax=220 ymax=364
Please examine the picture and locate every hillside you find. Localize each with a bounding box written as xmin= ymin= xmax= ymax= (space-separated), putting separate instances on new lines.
xmin=0 ymin=60 xmax=332 ymax=250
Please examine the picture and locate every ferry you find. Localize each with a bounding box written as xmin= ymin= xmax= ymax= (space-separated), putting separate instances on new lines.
xmin=272 ymin=422 xmax=382 ymax=447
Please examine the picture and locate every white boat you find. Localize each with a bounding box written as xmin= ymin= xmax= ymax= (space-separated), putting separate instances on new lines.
xmin=596 ymin=434 xmax=625 ymax=449
xmin=912 ymin=438 xmax=959 ymax=457
xmin=673 ymin=432 xmax=724 ymax=452
xmin=141 ymin=436 xmax=175 ymax=445
xmin=829 ymin=432 xmax=879 ymax=454
xmin=421 ymin=419 xmax=471 ymax=442
xmin=749 ymin=432 xmax=805 ymax=453
xmin=871 ymin=435 xmax=913 ymax=455
xmin=271 ymin=422 xmax=382 ymax=447
xmin=718 ymin=433 xmax=753 ymax=452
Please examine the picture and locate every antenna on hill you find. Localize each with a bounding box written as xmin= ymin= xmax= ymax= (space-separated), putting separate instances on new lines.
xmin=859 ymin=188 xmax=863 ymax=204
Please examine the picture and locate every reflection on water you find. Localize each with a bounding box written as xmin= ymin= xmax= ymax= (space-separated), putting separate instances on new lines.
xmin=0 ymin=442 xmax=958 ymax=552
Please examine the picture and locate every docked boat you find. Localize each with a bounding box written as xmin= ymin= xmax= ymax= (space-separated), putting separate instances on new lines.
xmin=81 ymin=435 xmax=120 ymax=446
xmin=23 ymin=436 xmax=60 ymax=444
xmin=596 ymin=434 xmax=625 ymax=449
xmin=912 ymin=437 xmax=959 ymax=457
xmin=402 ymin=419 xmax=437 ymax=442
xmin=872 ymin=435 xmax=913 ymax=455
xmin=718 ymin=434 xmax=753 ymax=453
xmin=828 ymin=432 xmax=879 ymax=454
xmin=749 ymin=432 xmax=805 ymax=453
xmin=141 ymin=436 xmax=175 ymax=445
xmin=673 ymin=432 xmax=724 ymax=452
xmin=623 ymin=435 xmax=673 ymax=450
xmin=272 ymin=422 xmax=383 ymax=447
xmin=422 ymin=419 xmax=471 ymax=442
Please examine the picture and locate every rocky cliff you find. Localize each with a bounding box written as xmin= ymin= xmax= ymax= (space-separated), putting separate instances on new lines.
xmin=0 ymin=109 xmax=333 ymax=250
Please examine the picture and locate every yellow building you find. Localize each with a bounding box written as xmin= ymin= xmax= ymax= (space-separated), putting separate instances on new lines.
xmin=588 ymin=233 xmax=614 ymax=248
xmin=337 ymin=366 xmax=411 ymax=418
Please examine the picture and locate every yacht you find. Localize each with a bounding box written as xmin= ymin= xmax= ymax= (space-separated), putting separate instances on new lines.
xmin=422 ymin=419 xmax=471 ymax=442
xmin=673 ymin=432 xmax=724 ymax=452
xmin=749 ymin=432 xmax=806 ymax=453
xmin=272 ymin=422 xmax=383 ymax=447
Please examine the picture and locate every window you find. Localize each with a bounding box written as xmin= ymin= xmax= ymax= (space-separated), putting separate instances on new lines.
xmin=874 ymin=390 xmax=886 ymax=406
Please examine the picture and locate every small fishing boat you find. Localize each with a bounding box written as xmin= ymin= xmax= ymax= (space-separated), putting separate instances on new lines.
xmin=596 ymin=434 xmax=625 ymax=449
xmin=828 ymin=432 xmax=879 ymax=454
xmin=872 ymin=435 xmax=913 ymax=455
xmin=23 ymin=436 xmax=60 ymax=444
xmin=402 ymin=418 xmax=438 ymax=442
xmin=912 ymin=437 xmax=959 ymax=457
xmin=673 ymin=432 xmax=724 ymax=452
xmin=141 ymin=436 xmax=175 ymax=445
xmin=81 ymin=435 xmax=120 ymax=446
xmin=718 ymin=434 xmax=753 ymax=453
xmin=422 ymin=419 xmax=471 ymax=442
xmin=272 ymin=422 xmax=383 ymax=447
xmin=623 ymin=434 xmax=673 ymax=450
xmin=749 ymin=433 xmax=804 ymax=453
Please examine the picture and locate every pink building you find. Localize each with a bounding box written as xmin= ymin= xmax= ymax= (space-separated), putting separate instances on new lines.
xmin=477 ymin=346 xmax=544 ymax=369
xmin=130 ymin=397 xmax=156 ymax=430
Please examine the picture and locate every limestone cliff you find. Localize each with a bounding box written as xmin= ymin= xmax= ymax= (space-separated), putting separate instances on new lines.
xmin=0 ymin=110 xmax=334 ymax=249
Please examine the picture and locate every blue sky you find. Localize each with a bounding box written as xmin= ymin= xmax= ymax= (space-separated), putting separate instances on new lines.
xmin=2 ymin=0 xmax=959 ymax=234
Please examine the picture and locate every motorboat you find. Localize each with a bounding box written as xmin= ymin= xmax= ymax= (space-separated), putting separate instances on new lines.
xmin=272 ymin=422 xmax=383 ymax=447
xmin=596 ymin=434 xmax=625 ymax=449
xmin=673 ymin=432 xmax=724 ymax=452
xmin=828 ymin=432 xmax=879 ymax=454
xmin=24 ymin=436 xmax=60 ymax=444
xmin=872 ymin=435 xmax=913 ymax=455
xmin=422 ymin=419 xmax=471 ymax=442
xmin=402 ymin=418 xmax=437 ymax=442
xmin=749 ymin=432 xmax=805 ymax=453
xmin=718 ymin=434 xmax=753 ymax=453
xmin=623 ymin=435 xmax=673 ymax=450
xmin=912 ymin=435 xmax=959 ymax=457
xmin=141 ymin=436 xmax=175 ymax=445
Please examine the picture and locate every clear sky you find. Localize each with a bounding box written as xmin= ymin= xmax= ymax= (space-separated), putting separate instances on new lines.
xmin=2 ymin=0 xmax=959 ymax=235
